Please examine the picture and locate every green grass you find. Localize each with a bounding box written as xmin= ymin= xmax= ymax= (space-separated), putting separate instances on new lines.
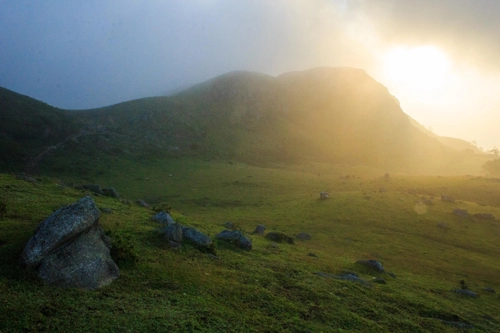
xmin=1 ymin=159 xmax=500 ymax=332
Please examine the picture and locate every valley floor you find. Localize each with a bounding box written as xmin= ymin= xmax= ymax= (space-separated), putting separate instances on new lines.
xmin=1 ymin=159 xmax=499 ymax=332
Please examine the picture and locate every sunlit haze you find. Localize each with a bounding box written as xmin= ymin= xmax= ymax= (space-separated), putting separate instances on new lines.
xmin=1 ymin=0 xmax=500 ymax=150
xmin=380 ymin=46 xmax=451 ymax=99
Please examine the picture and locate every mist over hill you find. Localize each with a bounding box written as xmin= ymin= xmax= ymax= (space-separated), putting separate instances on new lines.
xmin=0 ymin=67 xmax=488 ymax=175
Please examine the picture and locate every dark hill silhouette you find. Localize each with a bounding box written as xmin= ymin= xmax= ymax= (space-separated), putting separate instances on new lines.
xmin=0 ymin=67 xmax=488 ymax=174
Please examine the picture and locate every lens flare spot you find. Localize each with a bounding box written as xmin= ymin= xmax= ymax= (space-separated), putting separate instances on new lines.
xmin=414 ymin=202 xmax=428 ymax=215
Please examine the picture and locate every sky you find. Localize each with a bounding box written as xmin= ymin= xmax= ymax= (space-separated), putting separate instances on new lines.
xmin=1 ymin=0 xmax=500 ymax=150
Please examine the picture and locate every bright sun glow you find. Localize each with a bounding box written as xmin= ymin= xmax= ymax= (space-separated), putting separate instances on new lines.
xmin=381 ymin=45 xmax=452 ymax=99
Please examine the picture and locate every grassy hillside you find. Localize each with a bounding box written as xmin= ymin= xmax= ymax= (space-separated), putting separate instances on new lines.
xmin=0 ymin=67 xmax=491 ymax=176
xmin=0 ymin=87 xmax=80 ymax=171
xmin=1 ymin=159 xmax=499 ymax=332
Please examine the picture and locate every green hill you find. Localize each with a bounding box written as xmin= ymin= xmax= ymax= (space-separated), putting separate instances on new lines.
xmin=1 ymin=67 xmax=499 ymax=332
xmin=0 ymin=67 xmax=490 ymax=176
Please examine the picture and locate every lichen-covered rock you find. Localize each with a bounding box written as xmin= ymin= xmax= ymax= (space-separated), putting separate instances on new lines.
xmin=20 ymin=196 xmax=101 ymax=268
xmin=20 ymin=196 xmax=119 ymax=290
xmin=38 ymin=225 xmax=119 ymax=289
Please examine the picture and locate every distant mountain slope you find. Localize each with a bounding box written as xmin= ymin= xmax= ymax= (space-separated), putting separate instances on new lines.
xmin=0 ymin=87 xmax=80 ymax=170
xmin=408 ymin=116 xmax=483 ymax=153
xmin=0 ymin=67 xmax=489 ymax=174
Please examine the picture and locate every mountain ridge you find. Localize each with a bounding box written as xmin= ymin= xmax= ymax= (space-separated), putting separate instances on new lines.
xmin=0 ymin=67 xmax=488 ymax=175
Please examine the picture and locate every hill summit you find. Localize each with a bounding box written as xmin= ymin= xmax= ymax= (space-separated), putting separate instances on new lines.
xmin=0 ymin=67 xmax=486 ymax=175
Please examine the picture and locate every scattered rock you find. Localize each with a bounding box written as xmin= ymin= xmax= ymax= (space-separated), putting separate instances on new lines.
xmin=252 ymin=224 xmax=266 ymax=235
xmin=441 ymin=195 xmax=455 ymax=203
xmin=437 ymin=222 xmax=448 ymax=229
xmin=308 ymin=253 xmax=318 ymax=258
xmin=182 ymin=227 xmax=213 ymax=250
xmin=453 ymin=289 xmax=479 ymax=298
xmin=319 ymin=192 xmax=329 ymax=200
xmin=136 ymin=200 xmax=150 ymax=208
xmin=453 ymin=209 xmax=469 ymax=218
xmin=265 ymin=232 xmax=294 ymax=244
xmin=160 ymin=223 xmax=183 ymax=249
xmin=473 ymin=213 xmax=494 ymax=220
xmin=216 ymin=230 xmax=252 ymax=251
xmin=483 ymin=287 xmax=496 ymax=293
xmin=316 ymin=272 xmax=372 ymax=287
xmin=296 ymin=232 xmax=312 ymax=241
xmin=102 ymin=187 xmax=120 ymax=198
xmin=81 ymin=184 xmax=104 ymax=195
xmin=223 ymin=221 xmax=235 ymax=229
xmin=152 ymin=211 xmax=175 ymax=225
xmin=19 ymin=196 xmax=119 ymax=290
xmin=356 ymin=260 xmax=385 ymax=272
xmin=16 ymin=172 xmax=37 ymax=183
xmin=373 ymin=277 xmax=386 ymax=284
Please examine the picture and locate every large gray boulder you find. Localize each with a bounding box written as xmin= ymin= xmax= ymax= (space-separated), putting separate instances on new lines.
xmin=20 ymin=196 xmax=119 ymax=290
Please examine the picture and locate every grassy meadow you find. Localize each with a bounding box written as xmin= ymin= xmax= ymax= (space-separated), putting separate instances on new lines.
xmin=1 ymin=157 xmax=500 ymax=332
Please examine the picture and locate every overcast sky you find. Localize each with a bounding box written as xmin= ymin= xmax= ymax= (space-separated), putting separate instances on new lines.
xmin=1 ymin=0 xmax=500 ymax=149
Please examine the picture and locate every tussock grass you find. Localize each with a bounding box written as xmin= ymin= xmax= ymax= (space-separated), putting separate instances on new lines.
xmin=1 ymin=160 xmax=500 ymax=332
